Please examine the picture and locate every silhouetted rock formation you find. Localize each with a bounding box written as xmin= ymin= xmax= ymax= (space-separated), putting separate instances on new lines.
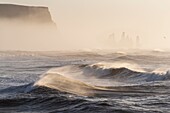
xmin=0 ymin=4 xmax=55 ymax=25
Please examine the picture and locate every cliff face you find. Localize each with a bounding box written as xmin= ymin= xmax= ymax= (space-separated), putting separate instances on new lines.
xmin=0 ymin=4 xmax=55 ymax=25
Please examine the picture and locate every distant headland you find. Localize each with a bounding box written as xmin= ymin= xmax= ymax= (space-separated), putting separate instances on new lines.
xmin=0 ymin=4 xmax=56 ymax=25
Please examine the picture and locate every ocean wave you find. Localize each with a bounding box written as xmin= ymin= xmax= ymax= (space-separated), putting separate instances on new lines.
xmin=47 ymin=62 xmax=170 ymax=81
xmin=1 ymin=62 xmax=170 ymax=99
xmin=29 ymin=62 xmax=170 ymax=96
xmin=1 ymin=70 xmax=170 ymax=113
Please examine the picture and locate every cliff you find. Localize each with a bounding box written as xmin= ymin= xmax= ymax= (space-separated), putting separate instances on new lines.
xmin=0 ymin=4 xmax=55 ymax=25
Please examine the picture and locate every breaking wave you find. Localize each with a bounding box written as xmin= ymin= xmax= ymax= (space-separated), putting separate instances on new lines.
xmin=1 ymin=62 xmax=170 ymax=113
xmin=30 ymin=62 xmax=170 ymax=96
xmin=2 ymin=62 xmax=170 ymax=97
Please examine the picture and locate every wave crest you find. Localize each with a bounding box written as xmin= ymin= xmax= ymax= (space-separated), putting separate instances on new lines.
xmin=32 ymin=62 xmax=170 ymax=96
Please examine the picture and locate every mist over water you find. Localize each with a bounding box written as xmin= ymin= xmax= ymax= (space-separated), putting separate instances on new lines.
xmin=0 ymin=1 xmax=170 ymax=51
xmin=0 ymin=20 xmax=60 ymax=51
xmin=0 ymin=18 xmax=169 ymax=51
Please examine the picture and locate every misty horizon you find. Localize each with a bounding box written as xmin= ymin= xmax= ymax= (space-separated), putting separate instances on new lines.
xmin=0 ymin=1 xmax=170 ymax=51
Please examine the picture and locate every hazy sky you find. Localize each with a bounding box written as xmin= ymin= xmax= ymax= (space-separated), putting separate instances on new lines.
xmin=0 ymin=0 xmax=170 ymax=50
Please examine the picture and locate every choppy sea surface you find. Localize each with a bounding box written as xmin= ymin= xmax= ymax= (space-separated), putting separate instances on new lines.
xmin=0 ymin=50 xmax=170 ymax=113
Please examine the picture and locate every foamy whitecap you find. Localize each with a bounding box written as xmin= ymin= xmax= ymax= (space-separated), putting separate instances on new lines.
xmin=34 ymin=63 xmax=170 ymax=96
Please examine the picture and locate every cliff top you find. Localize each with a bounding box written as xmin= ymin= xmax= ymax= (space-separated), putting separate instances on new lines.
xmin=0 ymin=4 xmax=55 ymax=25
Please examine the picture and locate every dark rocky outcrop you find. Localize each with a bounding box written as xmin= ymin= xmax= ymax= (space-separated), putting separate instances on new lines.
xmin=0 ymin=4 xmax=55 ymax=25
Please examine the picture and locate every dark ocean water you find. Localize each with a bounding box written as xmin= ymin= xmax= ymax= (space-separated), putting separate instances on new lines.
xmin=0 ymin=50 xmax=170 ymax=113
